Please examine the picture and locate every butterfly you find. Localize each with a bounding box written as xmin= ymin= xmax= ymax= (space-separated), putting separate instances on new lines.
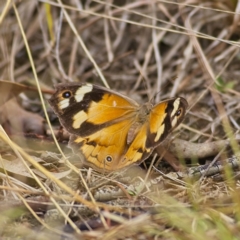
xmin=49 ymin=83 xmax=188 ymax=172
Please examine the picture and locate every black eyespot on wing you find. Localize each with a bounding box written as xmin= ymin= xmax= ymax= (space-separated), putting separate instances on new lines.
xmin=62 ymin=91 xmax=72 ymax=98
xmin=105 ymin=155 xmax=112 ymax=162
xmin=176 ymin=108 xmax=182 ymax=117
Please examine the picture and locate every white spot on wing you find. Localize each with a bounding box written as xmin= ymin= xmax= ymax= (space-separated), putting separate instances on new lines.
xmin=72 ymin=110 xmax=88 ymax=129
xmin=171 ymin=98 xmax=180 ymax=117
xmin=154 ymin=124 xmax=164 ymax=142
xmin=59 ymin=99 xmax=70 ymax=109
xmin=171 ymin=117 xmax=177 ymax=127
xmin=75 ymin=84 xmax=93 ymax=102
xmin=113 ymin=100 xmax=117 ymax=107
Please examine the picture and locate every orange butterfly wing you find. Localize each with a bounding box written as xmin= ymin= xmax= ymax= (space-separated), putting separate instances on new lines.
xmin=71 ymin=118 xmax=135 ymax=171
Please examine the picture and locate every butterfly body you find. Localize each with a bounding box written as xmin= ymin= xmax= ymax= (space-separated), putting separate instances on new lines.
xmin=49 ymin=83 xmax=188 ymax=172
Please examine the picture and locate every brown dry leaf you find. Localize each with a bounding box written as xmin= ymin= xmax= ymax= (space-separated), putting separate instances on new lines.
xmin=0 ymin=157 xmax=36 ymax=182
xmin=0 ymin=99 xmax=45 ymax=136
xmin=0 ymin=80 xmax=39 ymax=106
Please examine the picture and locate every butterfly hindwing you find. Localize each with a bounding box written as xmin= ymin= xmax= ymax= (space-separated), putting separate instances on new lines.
xmin=70 ymin=118 xmax=135 ymax=171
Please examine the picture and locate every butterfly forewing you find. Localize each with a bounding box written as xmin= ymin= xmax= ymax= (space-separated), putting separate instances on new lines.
xmin=49 ymin=83 xmax=139 ymax=137
xmin=147 ymin=97 xmax=188 ymax=148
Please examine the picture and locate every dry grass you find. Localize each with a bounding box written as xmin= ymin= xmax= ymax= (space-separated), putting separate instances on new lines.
xmin=0 ymin=0 xmax=240 ymax=239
